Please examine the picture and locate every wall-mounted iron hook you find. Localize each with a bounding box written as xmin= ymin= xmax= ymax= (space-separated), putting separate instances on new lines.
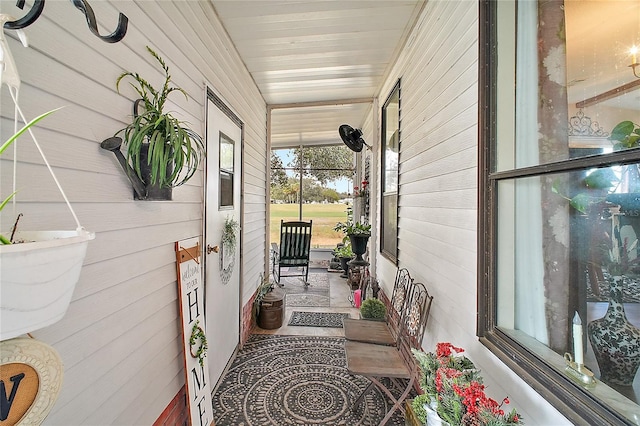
xmin=3 ymin=0 xmax=44 ymax=31
xmin=3 ymin=0 xmax=128 ymax=43
xmin=70 ymin=0 xmax=128 ymax=44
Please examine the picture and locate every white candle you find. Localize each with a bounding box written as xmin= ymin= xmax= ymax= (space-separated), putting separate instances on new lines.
xmin=573 ymin=312 xmax=583 ymax=366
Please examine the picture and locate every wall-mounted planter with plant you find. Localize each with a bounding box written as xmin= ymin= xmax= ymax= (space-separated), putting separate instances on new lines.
xmin=105 ymin=46 xmax=205 ymax=200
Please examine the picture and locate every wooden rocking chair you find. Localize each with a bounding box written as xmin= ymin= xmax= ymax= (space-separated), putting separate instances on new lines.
xmin=271 ymin=220 xmax=312 ymax=284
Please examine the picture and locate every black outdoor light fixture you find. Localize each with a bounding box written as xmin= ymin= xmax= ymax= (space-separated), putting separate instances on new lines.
xmin=339 ymin=124 xmax=370 ymax=152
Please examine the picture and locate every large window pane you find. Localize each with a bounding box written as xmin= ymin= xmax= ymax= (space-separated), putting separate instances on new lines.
xmin=381 ymin=81 xmax=400 ymax=262
xmin=479 ymin=0 xmax=640 ymax=423
xmin=270 ymin=147 xmax=353 ymax=248
xmin=496 ymin=168 xmax=640 ymax=420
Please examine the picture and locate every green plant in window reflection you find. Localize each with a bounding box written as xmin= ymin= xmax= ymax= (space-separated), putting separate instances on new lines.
xmin=610 ymin=121 xmax=640 ymax=151
xmin=553 ymin=121 xmax=640 ymax=214
xmin=551 ymin=168 xmax=619 ymax=214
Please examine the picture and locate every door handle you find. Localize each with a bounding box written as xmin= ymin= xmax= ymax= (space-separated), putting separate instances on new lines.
xmin=207 ymin=244 xmax=219 ymax=254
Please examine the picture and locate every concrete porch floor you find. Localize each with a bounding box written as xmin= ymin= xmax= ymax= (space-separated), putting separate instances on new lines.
xmin=252 ymin=268 xmax=361 ymax=337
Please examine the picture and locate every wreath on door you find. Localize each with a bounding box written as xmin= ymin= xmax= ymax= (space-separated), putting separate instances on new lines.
xmin=220 ymin=216 xmax=239 ymax=285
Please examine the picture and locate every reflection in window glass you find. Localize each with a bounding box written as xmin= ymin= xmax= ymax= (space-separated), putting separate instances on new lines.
xmin=381 ymin=81 xmax=400 ymax=262
xmin=219 ymin=133 xmax=234 ymax=208
xmin=482 ymin=0 xmax=640 ymax=422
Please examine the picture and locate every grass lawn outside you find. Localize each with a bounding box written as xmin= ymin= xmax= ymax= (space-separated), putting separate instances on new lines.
xmin=270 ymin=203 xmax=349 ymax=248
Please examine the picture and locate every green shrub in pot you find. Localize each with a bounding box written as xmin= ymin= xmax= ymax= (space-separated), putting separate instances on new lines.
xmin=334 ymin=243 xmax=353 ymax=258
xmin=360 ymin=298 xmax=386 ymax=320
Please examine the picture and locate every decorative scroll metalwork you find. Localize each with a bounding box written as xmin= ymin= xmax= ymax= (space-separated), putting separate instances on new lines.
xmin=3 ymin=0 xmax=128 ymax=43
xmin=568 ymin=109 xmax=609 ymax=137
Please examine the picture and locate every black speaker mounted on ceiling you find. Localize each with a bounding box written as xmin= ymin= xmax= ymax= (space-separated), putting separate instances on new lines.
xmin=339 ymin=124 xmax=369 ymax=152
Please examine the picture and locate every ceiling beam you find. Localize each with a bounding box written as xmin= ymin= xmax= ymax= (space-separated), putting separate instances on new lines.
xmin=576 ymin=79 xmax=640 ymax=108
xmin=268 ymin=98 xmax=373 ymax=110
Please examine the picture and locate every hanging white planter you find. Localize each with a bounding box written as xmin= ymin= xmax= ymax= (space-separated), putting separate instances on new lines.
xmin=0 ymin=229 xmax=94 ymax=341
xmin=0 ymin=22 xmax=94 ymax=341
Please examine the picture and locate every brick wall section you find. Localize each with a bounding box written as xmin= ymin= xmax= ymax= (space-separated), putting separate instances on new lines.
xmin=379 ymin=288 xmax=391 ymax=310
xmin=153 ymin=385 xmax=188 ymax=426
xmin=241 ymin=294 xmax=256 ymax=345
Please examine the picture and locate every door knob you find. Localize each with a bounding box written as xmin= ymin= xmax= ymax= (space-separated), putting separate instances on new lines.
xmin=207 ymin=244 xmax=219 ymax=254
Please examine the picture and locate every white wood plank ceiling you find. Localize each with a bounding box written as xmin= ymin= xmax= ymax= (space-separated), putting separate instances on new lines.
xmin=211 ymin=1 xmax=640 ymax=148
xmin=210 ymin=0 xmax=425 ymax=148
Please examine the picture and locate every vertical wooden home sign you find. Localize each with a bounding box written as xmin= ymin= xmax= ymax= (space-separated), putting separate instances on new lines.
xmin=175 ymin=238 xmax=214 ymax=426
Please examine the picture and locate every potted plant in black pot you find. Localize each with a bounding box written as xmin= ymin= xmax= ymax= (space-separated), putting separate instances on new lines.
xmin=115 ymin=46 xmax=205 ymax=200
xmin=335 ymin=220 xmax=371 ymax=266
xmin=333 ymin=243 xmax=354 ymax=278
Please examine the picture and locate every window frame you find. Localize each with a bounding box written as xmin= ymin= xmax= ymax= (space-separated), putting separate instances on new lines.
xmin=380 ymin=79 xmax=401 ymax=264
xmin=219 ymin=132 xmax=234 ymax=209
xmin=477 ymin=1 xmax=640 ymax=424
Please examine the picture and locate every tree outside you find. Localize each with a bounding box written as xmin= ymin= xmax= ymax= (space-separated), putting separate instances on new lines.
xmin=270 ymin=146 xmax=354 ymax=248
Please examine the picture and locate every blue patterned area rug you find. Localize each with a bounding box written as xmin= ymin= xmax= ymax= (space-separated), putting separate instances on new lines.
xmin=280 ymin=273 xmax=331 ymax=307
xmin=288 ymin=311 xmax=350 ymax=327
xmin=212 ymin=334 xmax=409 ymax=425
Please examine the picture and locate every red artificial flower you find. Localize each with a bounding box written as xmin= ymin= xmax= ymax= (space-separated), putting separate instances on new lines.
xmin=436 ymin=342 xmax=464 ymax=358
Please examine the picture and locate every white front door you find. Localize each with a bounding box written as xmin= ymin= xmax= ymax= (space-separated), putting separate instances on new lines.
xmin=204 ymin=91 xmax=242 ymax=387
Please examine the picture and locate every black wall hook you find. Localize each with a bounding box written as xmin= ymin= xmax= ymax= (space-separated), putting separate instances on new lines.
xmin=3 ymin=0 xmax=128 ymax=43
xmin=70 ymin=0 xmax=128 ymax=43
xmin=3 ymin=0 xmax=45 ymax=31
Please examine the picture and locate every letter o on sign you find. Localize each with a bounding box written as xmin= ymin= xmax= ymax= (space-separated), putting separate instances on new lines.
xmin=1 ymin=338 xmax=63 ymax=425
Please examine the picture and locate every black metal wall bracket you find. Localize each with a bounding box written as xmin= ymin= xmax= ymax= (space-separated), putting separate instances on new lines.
xmin=3 ymin=0 xmax=128 ymax=43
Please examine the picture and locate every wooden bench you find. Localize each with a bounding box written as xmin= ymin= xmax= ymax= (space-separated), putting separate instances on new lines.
xmin=343 ymin=267 xmax=413 ymax=346
xmin=344 ymin=281 xmax=433 ymax=425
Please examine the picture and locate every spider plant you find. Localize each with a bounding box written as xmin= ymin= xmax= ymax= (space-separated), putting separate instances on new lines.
xmin=116 ymin=46 xmax=204 ymax=188
xmin=1 ymin=108 xmax=58 ymax=244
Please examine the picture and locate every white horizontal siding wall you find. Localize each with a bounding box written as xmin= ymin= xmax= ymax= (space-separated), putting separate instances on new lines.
xmin=373 ymin=1 xmax=570 ymax=424
xmin=0 ymin=0 xmax=266 ymax=424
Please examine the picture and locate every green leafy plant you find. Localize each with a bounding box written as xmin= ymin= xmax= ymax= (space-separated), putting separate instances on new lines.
xmin=116 ymin=46 xmax=204 ymax=188
xmin=609 ymin=120 xmax=640 ymax=151
xmin=360 ymin=298 xmax=386 ymax=320
xmin=551 ymin=168 xmax=618 ymax=214
xmin=222 ymin=216 xmax=240 ymax=251
xmin=1 ymin=108 xmax=59 ymax=244
xmin=252 ymin=273 xmax=274 ymax=320
xmin=334 ymin=243 xmax=353 ymax=258
xmin=333 ymin=220 xmax=371 ymax=236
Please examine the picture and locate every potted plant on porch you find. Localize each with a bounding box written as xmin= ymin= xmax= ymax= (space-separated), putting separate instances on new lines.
xmin=411 ymin=342 xmax=522 ymax=426
xmin=359 ymin=298 xmax=386 ymax=320
xmin=334 ymin=220 xmax=371 ymax=265
xmin=333 ymin=243 xmax=354 ymax=278
xmin=0 ymin=109 xmax=94 ymax=341
xmin=115 ymin=46 xmax=205 ymax=200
